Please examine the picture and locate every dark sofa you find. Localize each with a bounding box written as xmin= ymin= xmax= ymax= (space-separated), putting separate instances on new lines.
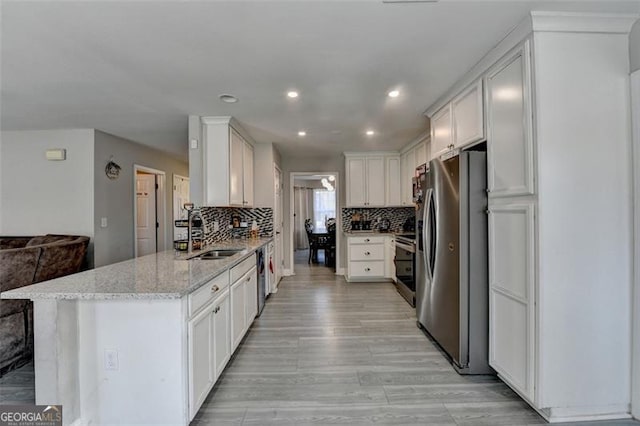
xmin=0 ymin=234 xmax=89 ymax=375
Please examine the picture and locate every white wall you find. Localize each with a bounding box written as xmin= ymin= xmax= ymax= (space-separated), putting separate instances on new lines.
xmin=281 ymin=154 xmax=345 ymax=272
xmin=0 ymin=129 xmax=95 ymax=265
xmin=631 ymin=19 xmax=640 ymax=73
xmin=93 ymin=131 xmax=188 ymax=268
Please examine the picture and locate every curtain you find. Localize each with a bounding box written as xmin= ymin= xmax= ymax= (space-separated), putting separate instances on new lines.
xmin=313 ymin=189 xmax=336 ymax=233
xmin=294 ymin=187 xmax=314 ymax=249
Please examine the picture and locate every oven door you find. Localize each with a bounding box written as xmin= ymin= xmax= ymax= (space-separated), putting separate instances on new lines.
xmin=394 ymin=241 xmax=416 ymax=305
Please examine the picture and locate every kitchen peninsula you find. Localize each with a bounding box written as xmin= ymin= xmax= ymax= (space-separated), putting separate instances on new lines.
xmin=1 ymin=238 xmax=272 ymax=426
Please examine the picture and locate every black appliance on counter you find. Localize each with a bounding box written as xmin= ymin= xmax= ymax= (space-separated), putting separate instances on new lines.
xmin=402 ymin=216 xmax=415 ymax=232
xmin=394 ymin=233 xmax=416 ymax=306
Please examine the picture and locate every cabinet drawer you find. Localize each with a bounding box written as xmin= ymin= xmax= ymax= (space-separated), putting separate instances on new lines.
xmin=349 ymin=244 xmax=384 ymax=261
xmin=348 ymin=261 xmax=385 ymax=278
xmin=189 ymin=272 xmax=230 ymax=317
xmin=230 ymin=253 xmax=256 ymax=283
xmin=348 ymin=236 xmax=385 ymax=245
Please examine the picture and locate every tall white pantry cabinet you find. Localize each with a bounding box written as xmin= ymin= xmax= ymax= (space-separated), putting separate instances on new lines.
xmin=426 ymin=12 xmax=637 ymax=423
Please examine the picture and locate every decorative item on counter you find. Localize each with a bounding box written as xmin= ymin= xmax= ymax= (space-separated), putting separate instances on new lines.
xmin=232 ymin=215 xmax=241 ymax=228
xmin=250 ymin=220 xmax=259 ymax=239
xmin=105 ymin=156 xmax=121 ymax=180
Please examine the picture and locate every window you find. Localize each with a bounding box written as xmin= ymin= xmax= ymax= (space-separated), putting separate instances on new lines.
xmin=313 ymin=189 xmax=336 ymax=233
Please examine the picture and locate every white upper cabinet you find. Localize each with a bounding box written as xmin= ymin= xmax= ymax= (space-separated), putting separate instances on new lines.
xmin=366 ymin=156 xmax=386 ymax=207
xmin=430 ymin=104 xmax=453 ymax=158
xmin=346 ymin=157 xmax=367 ymax=207
xmin=229 ymin=129 xmax=244 ymax=206
xmin=385 ymin=156 xmax=402 ymax=207
xmin=453 ymin=80 xmax=485 ymax=147
xmin=400 ymin=149 xmax=415 ymax=206
xmin=345 ymin=153 xmax=401 ymax=208
xmin=242 ymin=142 xmax=254 ymax=207
xmin=414 ymin=143 xmax=426 ymax=167
xmin=192 ymin=117 xmax=255 ymax=207
xmin=430 ymin=79 xmax=484 ymax=160
xmin=486 ymin=43 xmax=534 ymax=198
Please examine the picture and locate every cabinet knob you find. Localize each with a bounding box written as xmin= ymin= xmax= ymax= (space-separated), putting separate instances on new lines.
xmin=364 ymin=238 xmax=370 ymax=242
xmin=211 ymin=285 xmax=220 ymax=293
xmin=364 ymin=251 xmax=371 ymax=255
xmin=365 ymin=267 xmax=371 ymax=272
xmin=246 ymin=276 xmax=251 ymax=282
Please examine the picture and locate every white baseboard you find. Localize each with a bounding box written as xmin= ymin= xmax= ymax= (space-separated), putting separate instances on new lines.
xmin=540 ymin=404 xmax=631 ymax=423
xmin=336 ymin=268 xmax=346 ymax=276
xmin=283 ymin=268 xmax=293 ymax=276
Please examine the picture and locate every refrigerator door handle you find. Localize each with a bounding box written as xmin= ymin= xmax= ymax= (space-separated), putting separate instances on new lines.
xmin=424 ymin=188 xmax=434 ymax=279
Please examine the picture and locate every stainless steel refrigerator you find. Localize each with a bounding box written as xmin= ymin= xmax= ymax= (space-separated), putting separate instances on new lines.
xmin=415 ymin=151 xmax=492 ymax=375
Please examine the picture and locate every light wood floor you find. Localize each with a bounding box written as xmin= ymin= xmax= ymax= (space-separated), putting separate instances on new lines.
xmin=191 ymin=264 xmax=639 ymax=426
xmin=2 ymin=262 xmax=639 ymax=425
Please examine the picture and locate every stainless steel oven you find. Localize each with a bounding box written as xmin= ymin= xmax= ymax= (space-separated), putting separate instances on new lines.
xmin=394 ymin=234 xmax=416 ymax=306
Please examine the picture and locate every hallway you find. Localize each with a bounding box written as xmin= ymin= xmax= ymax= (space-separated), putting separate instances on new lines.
xmin=193 ymin=264 xmax=546 ymax=425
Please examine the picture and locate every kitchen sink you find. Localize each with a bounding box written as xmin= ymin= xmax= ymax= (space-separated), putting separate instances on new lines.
xmin=196 ymin=249 xmax=243 ymax=260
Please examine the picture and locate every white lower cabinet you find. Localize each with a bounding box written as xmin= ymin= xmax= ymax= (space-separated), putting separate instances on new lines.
xmin=188 ymin=303 xmax=214 ymax=419
xmin=346 ymin=235 xmax=395 ymax=282
xmin=212 ymin=291 xmax=231 ymax=378
xmin=245 ymin=269 xmax=258 ymax=325
xmin=230 ymin=277 xmax=246 ymax=351
xmin=187 ymin=252 xmax=260 ymax=421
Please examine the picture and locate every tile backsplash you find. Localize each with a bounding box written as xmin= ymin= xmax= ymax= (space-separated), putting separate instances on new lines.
xmin=201 ymin=207 xmax=273 ymax=244
xmin=341 ymin=207 xmax=415 ymax=232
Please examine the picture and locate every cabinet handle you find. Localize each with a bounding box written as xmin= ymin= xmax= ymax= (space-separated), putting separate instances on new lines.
xmin=211 ymin=285 xmax=220 ymax=293
xmin=214 ymin=306 xmax=220 ymax=314
xmin=364 ymin=251 xmax=371 ymax=256
xmin=246 ymin=276 xmax=251 ymax=282
xmin=365 ymin=267 xmax=371 ymax=272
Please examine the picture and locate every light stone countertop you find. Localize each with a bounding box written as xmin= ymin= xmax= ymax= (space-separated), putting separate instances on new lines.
xmin=343 ymin=231 xmax=406 ymax=237
xmin=1 ymin=237 xmax=272 ymax=301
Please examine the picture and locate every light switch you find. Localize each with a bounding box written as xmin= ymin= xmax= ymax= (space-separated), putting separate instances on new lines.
xmin=101 ymin=217 xmax=108 ymax=228
xmin=190 ymin=139 xmax=198 ymax=149
xmin=104 ymin=349 xmax=118 ymax=370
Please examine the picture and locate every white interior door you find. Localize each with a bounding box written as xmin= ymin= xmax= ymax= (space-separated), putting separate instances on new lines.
xmin=173 ymin=175 xmax=190 ymax=241
xmin=274 ymin=166 xmax=283 ymax=284
xmin=136 ymin=173 xmax=157 ymax=256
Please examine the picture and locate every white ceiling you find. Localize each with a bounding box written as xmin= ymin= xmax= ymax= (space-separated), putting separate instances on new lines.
xmin=2 ymin=1 xmax=639 ymax=160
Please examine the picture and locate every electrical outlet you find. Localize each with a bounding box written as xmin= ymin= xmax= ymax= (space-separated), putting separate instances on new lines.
xmin=100 ymin=217 xmax=108 ymax=228
xmin=105 ymin=349 xmax=118 ymax=371
xmin=213 ymin=221 xmax=219 ymax=232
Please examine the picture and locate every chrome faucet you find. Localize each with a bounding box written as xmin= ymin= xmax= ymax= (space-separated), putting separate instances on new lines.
xmin=187 ymin=207 xmax=207 ymax=254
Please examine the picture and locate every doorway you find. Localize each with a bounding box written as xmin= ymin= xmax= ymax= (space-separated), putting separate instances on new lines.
xmin=173 ymin=174 xmax=190 ymax=242
xmin=274 ymin=166 xmax=284 ymax=289
xmin=289 ymin=172 xmax=340 ymax=274
xmin=134 ymin=165 xmax=166 ymax=257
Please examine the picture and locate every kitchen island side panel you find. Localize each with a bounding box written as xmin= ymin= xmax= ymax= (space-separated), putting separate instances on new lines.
xmin=77 ymin=299 xmax=187 ymax=425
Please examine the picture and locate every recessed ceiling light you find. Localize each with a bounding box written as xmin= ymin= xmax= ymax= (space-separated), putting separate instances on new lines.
xmin=388 ymin=90 xmax=400 ymax=98
xmin=366 ymin=130 xmax=375 ymax=136
xmin=219 ymin=94 xmax=238 ymax=103
xmin=287 ymin=91 xmax=299 ymax=98
xmin=298 ymin=131 xmax=306 ymax=136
